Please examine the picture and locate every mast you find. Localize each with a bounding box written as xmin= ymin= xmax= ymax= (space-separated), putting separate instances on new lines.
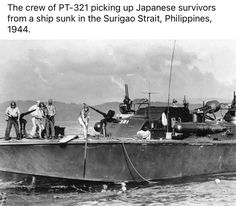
xmin=148 ymin=92 xmax=151 ymax=126
xmin=142 ymin=81 xmax=158 ymax=127
xmin=167 ymin=40 xmax=176 ymax=133
xmin=148 ymin=81 xmax=151 ymax=127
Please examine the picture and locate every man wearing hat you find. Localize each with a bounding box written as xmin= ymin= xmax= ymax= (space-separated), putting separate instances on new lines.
xmin=5 ymin=101 xmax=20 ymax=140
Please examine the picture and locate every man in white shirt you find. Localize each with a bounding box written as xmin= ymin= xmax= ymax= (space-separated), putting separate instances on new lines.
xmin=28 ymin=100 xmax=44 ymax=138
xmin=5 ymin=101 xmax=20 ymax=140
xmin=35 ymin=102 xmax=45 ymax=138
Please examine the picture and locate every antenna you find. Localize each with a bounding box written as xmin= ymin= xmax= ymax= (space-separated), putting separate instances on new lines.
xmin=183 ymin=95 xmax=188 ymax=108
xmin=142 ymin=81 xmax=159 ymax=127
xmin=147 ymin=80 xmax=151 ymax=126
xmin=167 ymin=40 xmax=176 ymax=133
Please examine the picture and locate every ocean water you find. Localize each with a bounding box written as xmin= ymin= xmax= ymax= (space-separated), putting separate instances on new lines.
xmin=1 ymin=121 xmax=236 ymax=205
xmin=1 ymin=174 xmax=236 ymax=206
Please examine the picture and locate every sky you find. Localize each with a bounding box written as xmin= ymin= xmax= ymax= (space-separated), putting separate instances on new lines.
xmin=0 ymin=40 xmax=236 ymax=105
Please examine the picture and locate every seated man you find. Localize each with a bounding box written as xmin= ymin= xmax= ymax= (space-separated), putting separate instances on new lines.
xmin=136 ymin=125 xmax=151 ymax=140
xmin=123 ymin=96 xmax=132 ymax=112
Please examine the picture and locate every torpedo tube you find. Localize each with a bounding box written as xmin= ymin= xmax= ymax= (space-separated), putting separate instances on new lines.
xmin=174 ymin=122 xmax=227 ymax=135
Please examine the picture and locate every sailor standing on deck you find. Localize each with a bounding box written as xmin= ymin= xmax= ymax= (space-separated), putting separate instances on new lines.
xmin=5 ymin=101 xmax=20 ymax=140
xmin=28 ymin=100 xmax=40 ymax=137
xmin=78 ymin=103 xmax=90 ymax=138
xmin=35 ymin=102 xmax=45 ymax=138
xmin=28 ymin=101 xmax=44 ymax=138
xmin=45 ymin=99 xmax=56 ymax=139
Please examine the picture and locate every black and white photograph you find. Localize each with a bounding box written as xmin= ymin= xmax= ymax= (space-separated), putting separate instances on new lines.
xmin=1 ymin=40 xmax=236 ymax=205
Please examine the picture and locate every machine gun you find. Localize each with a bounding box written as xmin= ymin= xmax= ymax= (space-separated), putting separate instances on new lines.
xmin=88 ymin=105 xmax=119 ymax=134
xmin=88 ymin=106 xmax=117 ymax=123
xmin=119 ymin=84 xmax=135 ymax=114
xmin=194 ymin=100 xmax=221 ymax=121
xmin=173 ymin=100 xmax=226 ymax=137
xmin=195 ymin=92 xmax=236 ymax=122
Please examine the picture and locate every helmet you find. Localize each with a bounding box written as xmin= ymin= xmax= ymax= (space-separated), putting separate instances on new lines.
xmin=10 ymin=101 xmax=16 ymax=108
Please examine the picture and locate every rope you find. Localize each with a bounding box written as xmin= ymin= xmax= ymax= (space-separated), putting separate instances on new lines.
xmin=83 ymin=137 xmax=88 ymax=178
xmin=121 ymin=141 xmax=154 ymax=184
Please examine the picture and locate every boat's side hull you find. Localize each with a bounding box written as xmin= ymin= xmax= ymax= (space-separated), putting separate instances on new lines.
xmin=0 ymin=140 xmax=236 ymax=182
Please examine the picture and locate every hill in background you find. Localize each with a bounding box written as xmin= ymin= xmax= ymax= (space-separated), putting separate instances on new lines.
xmin=0 ymin=100 xmax=205 ymax=124
xmin=0 ymin=101 xmax=121 ymax=123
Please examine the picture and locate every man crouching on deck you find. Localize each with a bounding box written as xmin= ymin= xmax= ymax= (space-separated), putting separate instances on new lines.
xmin=78 ymin=103 xmax=90 ymax=138
xmin=5 ymin=101 xmax=20 ymax=140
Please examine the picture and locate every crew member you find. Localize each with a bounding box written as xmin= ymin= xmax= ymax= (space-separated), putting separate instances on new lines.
xmin=78 ymin=103 xmax=90 ymax=138
xmin=172 ymin=99 xmax=178 ymax=107
xmin=28 ymin=100 xmax=40 ymax=137
xmin=123 ymin=96 xmax=132 ymax=111
xmin=45 ymin=99 xmax=56 ymax=139
xmin=35 ymin=102 xmax=45 ymax=139
xmin=5 ymin=101 xmax=20 ymax=140
xmin=28 ymin=101 xmax=44 ymax=138
xmin=136 ymin=125 xmax=151 ymax=140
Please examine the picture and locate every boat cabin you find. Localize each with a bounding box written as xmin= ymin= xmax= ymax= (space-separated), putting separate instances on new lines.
xmin=105 ymin=105 xmax=192 ymax=139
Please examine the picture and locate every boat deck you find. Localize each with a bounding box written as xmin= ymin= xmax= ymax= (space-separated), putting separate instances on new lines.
xmin=1 ymin=136 xmax=236 ymax=145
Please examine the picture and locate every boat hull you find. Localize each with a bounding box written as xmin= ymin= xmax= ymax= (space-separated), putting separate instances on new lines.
xmin=0 ymin=139 xmax=236 ymax=183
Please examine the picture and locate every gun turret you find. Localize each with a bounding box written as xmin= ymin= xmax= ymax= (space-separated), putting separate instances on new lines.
xmin=194 ymin=100 xmax=221 ymax=121
xmin=119 ymin=84 xmax=134 ymax=114
xmin=88 ymin=106 xmax=116 ymax=122
xmin=197 ymin=100 xmax=221 ymax=114
xmin=89 ymin=105 xmax=118 ymax=135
